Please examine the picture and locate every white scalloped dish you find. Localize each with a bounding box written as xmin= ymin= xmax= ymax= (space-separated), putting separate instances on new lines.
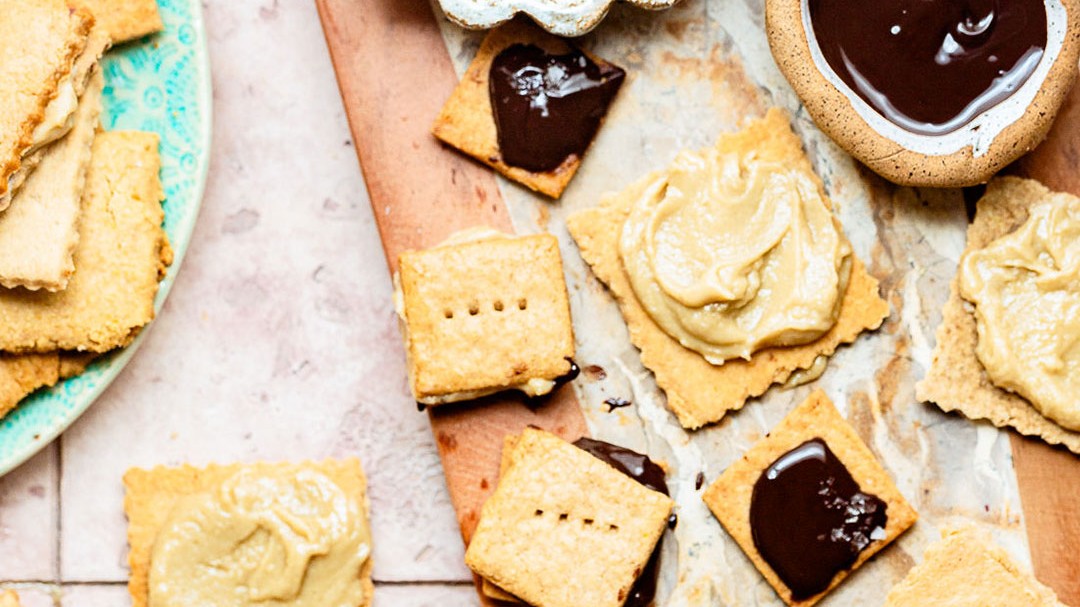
xmin=438 ymin=0 xmax=680 ymax=37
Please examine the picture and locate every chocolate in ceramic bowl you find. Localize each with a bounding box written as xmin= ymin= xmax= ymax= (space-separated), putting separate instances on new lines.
xmin=437 ymin=0 xmax=679 ymax=37
xmin=767 ymin=0 xmax=1080 ymax=187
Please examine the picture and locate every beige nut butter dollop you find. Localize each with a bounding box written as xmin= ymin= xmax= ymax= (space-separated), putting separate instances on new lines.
xmin=148 ymin=465 xmax=371 ymax=607
xmin=619 ymin=147 xmax=851 ymax=363
xmin=959 ymin=199 xmax=1080 ymax=431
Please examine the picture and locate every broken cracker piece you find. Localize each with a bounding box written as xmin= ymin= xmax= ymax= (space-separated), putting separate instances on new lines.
xmin=432 ymin=19 xmax=623 ymax=199
xmin=123 ymin=459 xmax=373 ymax=607
xmin=884 ymin=527 xmax=1065 ymax=607
xmin=77 ymin=0 xmax=163 ymax=44
xmin=465 ymin=428 xmax=673 ymax=607
xmin=916 ymin=177 xmax=1080 ymax=454
xmin=568 ymin=110 xmax=888 ymax=429
xmin=397 ymin=231 xmax=575 ymax=405
xmin=0 ymin=353 xmax=60 ymax=421
xmin=0 ymin=131 xmax=171 ymax=354
xmin=703 ymin=390 xmax=917 ymax=607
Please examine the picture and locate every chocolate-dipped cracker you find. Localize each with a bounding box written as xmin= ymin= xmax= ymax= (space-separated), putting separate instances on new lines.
xmin=703 ymin=390 xmax=918 ymax=607
xmin=767 ymin=0 xmax=1080 ymax=187
xmin=465 ymin=428 xmax=673 ymax=607
xmin=432 ymin=19 xmax=625 ymax=199
xmin=396 ymin=231 xmax=575 ymax=406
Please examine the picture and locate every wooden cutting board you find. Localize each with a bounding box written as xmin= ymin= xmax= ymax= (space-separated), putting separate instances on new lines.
xmin=315 ymin=0 xmax=1080 ymax=603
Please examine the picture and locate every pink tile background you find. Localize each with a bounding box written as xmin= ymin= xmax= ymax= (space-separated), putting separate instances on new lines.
xmin=0 ymin=0 xmax=470 ymax=602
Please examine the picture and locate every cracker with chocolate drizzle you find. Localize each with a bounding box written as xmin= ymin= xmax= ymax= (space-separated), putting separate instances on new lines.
xmin=465 ymin=428 xmax=673 ymax=607
xmin=432 ymin=19 xmax=625 ymax=199
xmin=703 ymin=390 xmax=917 ymax=607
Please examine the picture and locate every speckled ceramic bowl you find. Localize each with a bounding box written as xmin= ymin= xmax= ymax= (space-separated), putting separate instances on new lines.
xmin=437 ymin=0 xmax=680 ymax=37
xmin=0 ymin=0 xmax=211 ymax=476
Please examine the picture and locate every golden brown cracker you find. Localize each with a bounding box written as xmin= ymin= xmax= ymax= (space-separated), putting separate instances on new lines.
xmin=916 ymin=177 xmax=1080 ymax=454
xmin=465 ymin=428 xmax=673 ymax=607
xmin=0 ymin=131 xmax=171 ymax=353
xmin=884 ymin=527 xmax=1065 ymax=607
xmin=480 ymin=435 xmax=525 ymax=604
xmin=0 ymin=0 xmax=94 ymax=205
xmin=123 ymin=460 xmax=373 ymax=607
xmin=398 ymin=232 xmax=575 ymax=405
xmin=77 ymin=0 xmax=163 ymax=44
xmin=0 ymin=353 xmax=61 ymax=421
xmin=0 ymin=71 xmax=103 ymax=291
xmin=568 ymin=110 xmax=888 ymax=429
xmin=432 ymin=19 xmax=622 ymax=199
xmin=59 ymin=351 xmax=98 ymax=379
xmin=703 ymin=390 xmax=918 ymax=607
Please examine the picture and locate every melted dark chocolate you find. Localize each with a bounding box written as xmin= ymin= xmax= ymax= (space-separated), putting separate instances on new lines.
xmin=489 ymin=44 xmax=625 ymax=172
xmin=750 ymin=438 xmax=888 ymax=601
xmin=573 ymin=437 xmax=668 ymax=607
xmin=809 ymin=0 xmax=1047 ymax=134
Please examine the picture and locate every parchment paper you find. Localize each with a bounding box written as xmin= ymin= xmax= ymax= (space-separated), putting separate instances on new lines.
xmin=433 ymin=1 xmax=1030 ymax=604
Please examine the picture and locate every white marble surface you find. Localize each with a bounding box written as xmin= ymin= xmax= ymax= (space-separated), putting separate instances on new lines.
xmin=0 ymin=0 xmax=471 ymax=602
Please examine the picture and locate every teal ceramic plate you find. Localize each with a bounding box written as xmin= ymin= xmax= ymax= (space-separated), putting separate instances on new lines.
xmin=0 ymin=0 xmax=211 ymax=475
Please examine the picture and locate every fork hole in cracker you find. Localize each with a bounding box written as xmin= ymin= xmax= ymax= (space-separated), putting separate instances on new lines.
xmin=469 ymin=302 xmax=480 ymax=316
xmin=494 ymin=300 xmax=504 ymax=312
xmin=534 ymin=509 xmax=544 ymax=517
xmin=583 ymin=518 xmax=594 ymax=526
xmin=609 ymin=524 xmax=619 ymax=531
xmin=558 ymin=513 xmax=569 ymax=522
xmin=517 ymin=298 xmax=528 ymax=310
xmin=443 ymin=309 xmax=454 ymax=319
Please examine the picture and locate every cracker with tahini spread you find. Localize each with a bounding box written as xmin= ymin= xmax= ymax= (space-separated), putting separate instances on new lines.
xmin=123 ymin=460 xmax=373 ymax=607
xmin=397 ymin=232 xmax=575 ymax=405
xmin=465 ymin=428 xmax=673 ymax=607
xmin=0 ymin=71 xmax=103 ymax=291
xmin=0 ymin=131 xmax=172 ymax=354
xmin=703 ymin=390 xmax=918 ymax=607
xmin=916 ymin=177 xmax=1080 ymax=454
xmin=568 ymin=109 xmax=888 ymax=429
xmin=0 ymin=0 xmax=94 ymax=207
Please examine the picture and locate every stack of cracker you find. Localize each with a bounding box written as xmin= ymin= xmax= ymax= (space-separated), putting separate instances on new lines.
xmin=0 ymin=0 xmax=168 ymax=422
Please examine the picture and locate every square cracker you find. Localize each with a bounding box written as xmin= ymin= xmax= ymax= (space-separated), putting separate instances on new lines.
xmin=0 ymin=590 xmax=20 ymax=607
xmin=480 ymin=436 xmax=525 ymax=603
xmin=916 ymin=177 xmax=1080 ymax=454
xmin=77 ymin=0 xmax=163 ymax=44
xmin=0 ymin=0 xmax=93 ymax=204
xmin=0 ymin=353 xmax=61 ymax=421
xmin=465 ymin=428 xmax=674 ymax=607
xmin=885 ymin=527 xmax=1065 ymax=606
xmin=397 ymin=232 xmax=575 ymax=405
xmin=432 ymin=19 xmax=622 ymax=199
xmin=0 ymin=70 xmax=103 ymax=291
xmin=123 ymin=459 xmax=373 ymax=607
xmin=567 ymin=109 xmax=889 ymax=429
xmin=703 ymin=390 xmax=918 ymax=607
xmin=0 ymin=131 xmax=172 ymax=354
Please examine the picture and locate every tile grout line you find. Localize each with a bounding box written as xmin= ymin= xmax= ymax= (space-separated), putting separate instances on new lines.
xmin=54 ymin=435 xmax=63 ymax=586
